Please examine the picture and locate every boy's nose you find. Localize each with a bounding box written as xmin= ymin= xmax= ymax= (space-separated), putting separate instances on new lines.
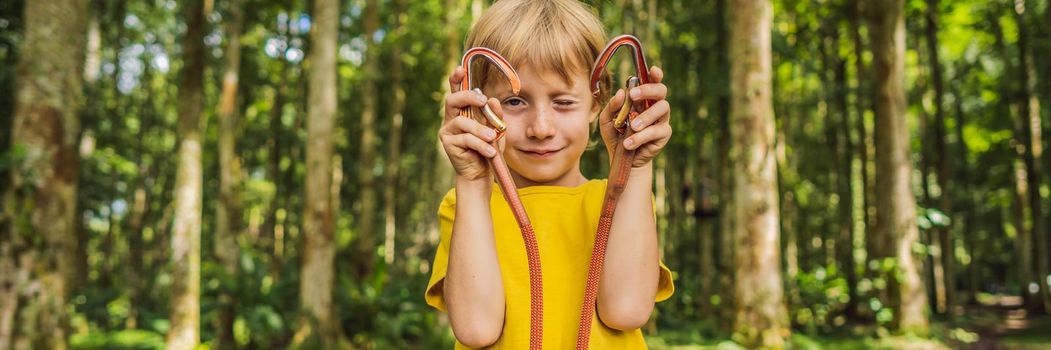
xmin=526 ymin=107 xmax=556 ymax=140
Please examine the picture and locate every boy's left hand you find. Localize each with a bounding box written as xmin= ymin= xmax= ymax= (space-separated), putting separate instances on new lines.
xmin=598 ymin=66 xmax=672 ymax=168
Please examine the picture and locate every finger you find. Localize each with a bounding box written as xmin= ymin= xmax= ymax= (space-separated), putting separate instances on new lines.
xmin=629 ymin=100 xmax=670 ymax=132
xmin=633 ymin=142 xmax=664 ymax=166
xmin=449 ymin=133 xmax=498 ymax=158
xmin=623 ymin=123 xmax=671 ymax=151
xmin=628 ymin=83 xmax=667 ymax=103
xmin=449 ymin=66 xmax=465 ymax=93
xmin=600 ymin=89 xmax=626 ymax=125
xmin=649 ymin=66 xmax=664 ymax=84
xmin=442 ymin=116 xmax=499 ymax=142
xmin=444 ymin=90 xmax=491 ymax=121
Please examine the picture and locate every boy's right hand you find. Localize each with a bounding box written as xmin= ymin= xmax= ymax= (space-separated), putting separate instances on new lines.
xmin=440 ymin=66 xmax=503 ymax=181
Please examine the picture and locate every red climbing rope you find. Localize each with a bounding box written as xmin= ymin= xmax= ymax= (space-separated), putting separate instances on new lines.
xmin=458 ymin=47 xmax=543 ymax=350
xmin=576 ymin=34 xmax=653 ymax=350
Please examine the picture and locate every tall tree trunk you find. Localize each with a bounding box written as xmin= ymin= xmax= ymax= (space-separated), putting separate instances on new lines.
xmin=125 ymin=51 xmax=155 ymax=330
xmin=264 ymin=9 xmax=293 ymax=275
xmin=950 ymin=74 xmax=977 ymax=305
xmin=1013 ymin=0 xmax=1051 ymax=314
xmin=215 ymin=0 xmax=244 ymax=347
xmin=166 ymin=0 xmax=206 ymax=348
xmin=383 ymin=0 xmax=406 ymax=268
xmin=917 ymin=43 xmax=943 ymax=316
xmin=96 ymin=0 xmax=127 ymax=293
xmin=1014 ymin=158 xmax=1033 ymax=305
xmin=832 ymin=31 xmax=858 ymax=321
xmin=77 ymin=0 xmax=103 ymax=293
xmin=925 ymin=0 xmax=956 ymax=317
xmin=714 ymin=0 xmax=736 ymax=332
xmin=819 ymin=16 xmax=852 ymax=289
xmin=292 ymin=0 xmax=345 ymax=346
xmin=851 ymin=3 xmax=877 ymax=318
xmin=355 ymin=0 xmax=380 ymax=278
xmin=428 ymin=0 xmax=465 ymax=253
xmin=869 ymin=0 xmax=929 ymax=334
xmin=729 ymin=0 xmax=789 ymax=347
xmin=265 ymin=77 xmax=285 ymax=274
xmin=991 ymin=5 xmax=1038 ymax=314
xmin=1044 ymin=0 xmax=1051 ymax=302
xmin=0 ymin=0 xmax=86 ymax=348
xmin=915 ymin=33 xmax=941 ymax=316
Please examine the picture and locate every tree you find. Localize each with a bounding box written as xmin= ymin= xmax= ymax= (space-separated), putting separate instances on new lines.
xmin=924 ymin=0 xmax=955 ymax=317
xmin=292 ymin=0 xmax=345 ymax=346
xmin=0 ymin=0 xmax=86 ymax=348
xmin=383 ymin=0 xmax=407 ymax=267
xmin=989 ymin=0 xmax=1038 ymax=319
xmin=166 ymin=0 xmax=206 ymax=348
xmin=1012 ymin=0 xmax=1050 ymax=314
xmin=356 ymin=0 xmax=379 ymax=278
xmin=714 ymin=0 xmax=736 ymax=332
xmin=215 ymin=0 xmax=245 ymax=346
xmin=869 ymin=0 xmax=929 ymax=334
xmin=729 ymin=0 xmax=789 ymax=347
xmin=851 ymin=1 xmax=878 ymax=320
xmin=828 ymin=2 xmax=858 ymax=320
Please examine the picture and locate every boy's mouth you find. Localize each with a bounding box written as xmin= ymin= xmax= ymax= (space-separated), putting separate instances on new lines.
xmin=520 ymin=147 xmax=563 ymax=159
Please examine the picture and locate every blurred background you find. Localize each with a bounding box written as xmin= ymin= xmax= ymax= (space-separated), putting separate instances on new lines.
xmin=3 ymin=0 xmax=1051 ymax=348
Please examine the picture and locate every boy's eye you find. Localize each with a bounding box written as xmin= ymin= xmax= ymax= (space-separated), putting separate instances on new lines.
xmin=554 ymin=99 xmax=577 ymax=107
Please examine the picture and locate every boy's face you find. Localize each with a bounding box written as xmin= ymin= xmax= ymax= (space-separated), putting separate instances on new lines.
xmin=485 ymin=64 xmax=599 ymax=187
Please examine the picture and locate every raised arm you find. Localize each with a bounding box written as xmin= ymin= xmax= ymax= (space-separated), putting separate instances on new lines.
xmin=596 ymin=164 xmax=660 ymax=330
xmin=445 ymin=177 xmax=505 ymax=347
xmin=438 ymin=67 xmax=506 ymax=347
xmin=595 ymin=66 xmax=672 ymax=330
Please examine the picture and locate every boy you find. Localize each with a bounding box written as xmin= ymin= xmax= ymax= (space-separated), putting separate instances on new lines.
xmin=428 ymin=0 xmax=674 ymax=348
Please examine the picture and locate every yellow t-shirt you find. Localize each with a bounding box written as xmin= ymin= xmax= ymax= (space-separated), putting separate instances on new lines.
xmin=425 ymin=179 xmax=675 ymax=349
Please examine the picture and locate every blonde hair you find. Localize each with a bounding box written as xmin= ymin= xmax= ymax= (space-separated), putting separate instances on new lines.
xmin=465 ymin=0 xmax=611 ymax=104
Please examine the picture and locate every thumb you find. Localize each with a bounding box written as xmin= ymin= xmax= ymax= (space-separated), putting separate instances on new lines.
xmin=600 ymin=89 xmax=626 ymax=125
xmin=486 ymin=97 xmax=504 ymax=120
xmin=486 ymin=98 xmax=508 ymax=151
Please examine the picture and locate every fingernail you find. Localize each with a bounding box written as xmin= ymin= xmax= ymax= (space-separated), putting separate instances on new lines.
xmin=485 ymin=129 xmax=496 ymax=139
xmin=632 ymin=119 xmax=644 ymax=130
xmin=624 ymin=138 xmax=634 ymax=148
xmin=476 ymin=93 xmax=487 ymax=103
xmin=488 ymin=146 xmax=497 ymax=157
xmin=630 ymin=88 xmax=641 ymax=99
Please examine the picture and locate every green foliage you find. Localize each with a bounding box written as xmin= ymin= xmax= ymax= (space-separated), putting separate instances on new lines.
xmin=0 ymin=142 xmax=27 ymax=173
xmin=341 ymin=272 xmax=454 ymax=348
xmin=792 ymin=266 xmax=851 ymax=333
xmin=71 ymin=329 xmax=165 ymax=350
xmin=4 ymin=0 xmax=1051 ymax=348
xmin=917 ymin=207 xmax=952 ymax=230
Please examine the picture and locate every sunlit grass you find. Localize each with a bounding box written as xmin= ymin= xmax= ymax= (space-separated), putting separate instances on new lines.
xmin=71 ymin=329 xmax=165 ymax=350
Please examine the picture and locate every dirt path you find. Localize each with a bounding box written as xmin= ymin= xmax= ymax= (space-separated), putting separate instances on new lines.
xmin=957 ymin=295 xmax=1051 ymax=350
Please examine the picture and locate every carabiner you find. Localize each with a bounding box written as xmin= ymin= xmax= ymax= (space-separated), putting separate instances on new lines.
xmin=459 ymin=47 xmax=521 ymax=138
xmin=589 ymin=34 xmax=652 ymax=132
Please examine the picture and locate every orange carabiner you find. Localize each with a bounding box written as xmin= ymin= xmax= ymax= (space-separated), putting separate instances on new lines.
xmin=589 ymin=34 xmax=653 ymax=131
xmin=458 ymin=47 xmax=522 ymax=139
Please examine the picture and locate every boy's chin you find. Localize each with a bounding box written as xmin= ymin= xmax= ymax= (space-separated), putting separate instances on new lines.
xmin=509 ymin=165 xmax=569 ymax=185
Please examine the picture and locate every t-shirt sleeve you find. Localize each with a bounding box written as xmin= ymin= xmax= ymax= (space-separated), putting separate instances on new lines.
xmin=656 ymin=260 xmax=675 ymax=302
xmin=424 ymin=189 xmax=457 ymax=312
xmin=650 ymin=192 xmax=675 ymax=302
